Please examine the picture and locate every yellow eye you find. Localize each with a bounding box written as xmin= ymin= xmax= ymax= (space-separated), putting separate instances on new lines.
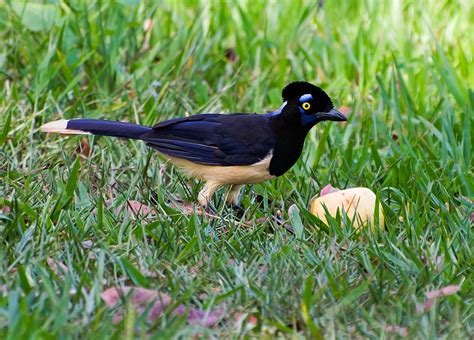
xmin=302 ymin=102 xmax=311 ymax=110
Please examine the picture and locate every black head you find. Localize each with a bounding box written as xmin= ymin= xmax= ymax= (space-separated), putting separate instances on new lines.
xmin=275 ymin=81 xmax=346 ymax=128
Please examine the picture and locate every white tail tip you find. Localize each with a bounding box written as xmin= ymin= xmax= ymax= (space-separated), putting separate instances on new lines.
xmin=40 ymin=120 xmax=90 ymax=135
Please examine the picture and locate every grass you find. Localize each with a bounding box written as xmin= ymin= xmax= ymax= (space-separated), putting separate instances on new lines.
xmin=0 ymin=0 xmax=473 ymax=338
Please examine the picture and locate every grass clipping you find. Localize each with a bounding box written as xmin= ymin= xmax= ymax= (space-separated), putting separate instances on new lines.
xmin=310 ymin=185 xmax=384 ymax=231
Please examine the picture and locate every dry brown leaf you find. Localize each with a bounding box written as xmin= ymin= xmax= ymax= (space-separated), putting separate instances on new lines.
xmin=248 ymin=315 xmax=258 ymax=325
xmin=142 ymin=18 xmax=154 ymax=51
xmin=167 ymin=201 xmax=222 ymax=218
xmin=462 ymin=196 xmax=474 ymax=223
xmin=416 ymin=285 xmax=460 ymax=313
xmin=102 ymin=286 xmax=170 ymax=324
xmin=235 ymin=313 xmax=257 ymax=324
xmin=124 ymin=200 xmax=154 ymax=215
xmin=338 ymin=106 xmax=351 ymax=125
xmin=143 ymin=18 xmax=153 ymax=32
xmin=425 ymin=285 xmax=460 ymax=299
xmin=385 ymin=325 xmax=408 ymax=337
xmin=124 ymin=79 xmax=136 ymax=99
xmin=104 ymin=199 xmax=155 ymax=217
xmin=416 ymin=299 xmax=434 ymax=314
xmin=175 ymin=305 xmax=224 ymax=327
xmin=47 ymin=257 xmax=69 ymax=276
xmin=75 ymin=138 xmax=91 ymax=159
xmin=168 ymin=201 xmax=203 ymax=215
xmin=225 ymin=48 xmax=237 ymax=63
xmin=339 ymin=106 xmax=351 ymax=116
xmin=101 ymin=286 xmax=223 ymax=327
xmin=316 ymin=66 xmax=325 ymax=82
xmin=420 ymin=255 xmax=444 ymax=272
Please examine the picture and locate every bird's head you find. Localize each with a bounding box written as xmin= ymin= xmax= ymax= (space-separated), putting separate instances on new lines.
xmin=273 ymin=81 xmax=346 ymax=128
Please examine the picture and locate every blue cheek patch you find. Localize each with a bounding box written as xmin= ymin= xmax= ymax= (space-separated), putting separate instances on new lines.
xmin=300 ymin=111 xmax=317 ymax=126
xmin=299 ymin=93 xmax=313 ymax=103
xmin=298 ymin=94 xmax=316 ymax=126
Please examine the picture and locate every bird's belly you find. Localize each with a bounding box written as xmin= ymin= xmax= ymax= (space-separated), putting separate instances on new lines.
xmin=166 ymin=153 xmax=276 ymax=185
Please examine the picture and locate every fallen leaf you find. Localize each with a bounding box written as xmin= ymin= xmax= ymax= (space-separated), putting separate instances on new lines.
xmin=416 ymin=299 xmax=434 ymax=314
xmin=102 ymin=287 xmax=170 ymax=319
xmin=124 ymin=79 xmax=136 ymax=99
xmin=420 ymin=255 xmax=443 ymax=272
xmin=175 ymin=305 xmax=224 ymax=327
xmin=82 ymin=240 xmax=93 ymax=249
xmin=339 ymin=106 xmax=351 ymax=116
xmin=188 ymin=258 xmax=205 ymax=276
xmin=167 ymin=201 xmax=222 ymax=218
xmin=461 ymin=196 xmax=474 ymax=223
xmin=338 ymin=107 xmax=350 ymax=125
xmin=385 ymin=325 xmax=408 ymax=337
xmin=143 ymin=18 xmax=153 ymax=32
xmin=104 ymin=199 xmax=156 ymax=217
xmin=225 ymin=48 xmax=237 ymax=63
xmin=101 ymin=286 xmax=223 ymax=327
xmin=47 ymin=257 xmax=68 ymax=276
xmin=316 ymin=66 xmax=325 ymax=82
xmin=416 ymin=285 xmax=460 ymax=313
xmin=425 ymin=285 xmax=460 ymax=300
xmin=242 ymin=217 xmax=267 ymax=227
xmin=124 ymin=200 xmax=154 ymax=215
xmin=75 ymin=138 xmax=91 ymax=158
xmin=142 ymin=18 xmax=154 ymax=51
xmin=168 ymin=201 xmax=204 ymax=215
xmin=248 ymin=315 xmax=258 ymax=325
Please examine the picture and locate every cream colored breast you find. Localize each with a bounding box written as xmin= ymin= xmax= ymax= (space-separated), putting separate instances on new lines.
xmin=166 ymin=152 xmax=275 ymax=185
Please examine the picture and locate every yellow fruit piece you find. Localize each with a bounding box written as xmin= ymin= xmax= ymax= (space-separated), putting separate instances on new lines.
xmin=310 ymin=187 xmax=384 ymax=230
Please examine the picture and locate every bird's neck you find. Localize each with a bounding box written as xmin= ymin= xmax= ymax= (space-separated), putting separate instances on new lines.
xmin=268 ymin=113 xmax=312 ymax=177
xmin=270 ymin=108 xmax=315 ymax=135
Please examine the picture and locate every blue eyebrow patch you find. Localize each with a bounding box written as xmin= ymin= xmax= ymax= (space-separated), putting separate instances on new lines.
xmin=299 ymin=93 xmax=313 ymax=103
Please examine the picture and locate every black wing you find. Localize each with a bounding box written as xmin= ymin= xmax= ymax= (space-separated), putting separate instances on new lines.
xmin=139 ymin=113 xmax=275 ymax=166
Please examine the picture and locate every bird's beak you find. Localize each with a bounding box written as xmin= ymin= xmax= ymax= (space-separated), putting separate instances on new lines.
xmin=319 ymin=108 xmax=347 ymax=122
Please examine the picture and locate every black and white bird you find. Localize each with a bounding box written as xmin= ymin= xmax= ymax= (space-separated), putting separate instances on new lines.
xmin=41 ymin=81 xmax=346 ymax=207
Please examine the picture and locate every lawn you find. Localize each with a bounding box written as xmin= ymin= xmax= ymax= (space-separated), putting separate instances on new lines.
xmin=0 ymin=0 xmax=472 ymax=338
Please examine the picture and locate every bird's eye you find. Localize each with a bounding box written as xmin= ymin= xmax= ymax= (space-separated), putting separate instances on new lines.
xmin=302 ymin=102 xmax=311 ymax=110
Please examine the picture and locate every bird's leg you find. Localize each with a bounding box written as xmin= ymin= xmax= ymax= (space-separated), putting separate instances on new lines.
xmin=198 ymin=181 xmax=221 ymax=212
xmin=226 ymin=184 xmax=244 ymax=212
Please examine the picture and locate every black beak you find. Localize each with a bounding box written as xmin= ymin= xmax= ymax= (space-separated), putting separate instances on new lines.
xmin=320 ymin=108 xmax=347 ymax=122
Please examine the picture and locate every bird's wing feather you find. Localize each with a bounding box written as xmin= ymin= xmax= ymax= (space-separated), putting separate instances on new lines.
xmin=140 ymin=113 xmax=275 ymax=166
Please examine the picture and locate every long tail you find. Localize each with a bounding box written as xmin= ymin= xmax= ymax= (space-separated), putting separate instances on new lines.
xmin=40 ymin=119 xmax=152 ymax=140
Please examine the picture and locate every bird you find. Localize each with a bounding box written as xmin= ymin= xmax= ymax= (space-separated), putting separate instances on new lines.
xmin=41 ymin=81 xmax=346 ymax=208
